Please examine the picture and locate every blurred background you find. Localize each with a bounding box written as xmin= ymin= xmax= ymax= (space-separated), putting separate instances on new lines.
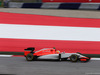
xmin=0 ymin=0 xmax=100 ymax=7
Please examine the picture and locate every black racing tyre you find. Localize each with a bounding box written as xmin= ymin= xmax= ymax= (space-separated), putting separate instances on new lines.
xmin=70 ymin=54 xmax=78 ymax=62
xmin=26 ymin=53 xmax=34 ymax=61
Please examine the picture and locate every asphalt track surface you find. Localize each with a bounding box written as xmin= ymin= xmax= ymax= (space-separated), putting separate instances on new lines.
xmin=0 ymin=57 xmax=100 ymax=75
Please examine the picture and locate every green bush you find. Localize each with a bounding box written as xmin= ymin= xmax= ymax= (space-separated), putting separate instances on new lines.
xmin=0 ymin=1 xmax=1 ymax=6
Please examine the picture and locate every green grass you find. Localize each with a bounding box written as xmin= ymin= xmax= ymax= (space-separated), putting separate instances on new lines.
xmin=0 ymin=1 xmax=2 ymax=6
xmin=0 ymin=1 xmax=4 ymax=7
xmin=82 ymin=54 xmax=100 ymax=58
xmin=0 ymin=52 xmax=24 ymax=55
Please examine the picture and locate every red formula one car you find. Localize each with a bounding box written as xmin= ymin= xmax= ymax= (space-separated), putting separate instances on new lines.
xmin=24 ymin=47 xmax=90 ymax=62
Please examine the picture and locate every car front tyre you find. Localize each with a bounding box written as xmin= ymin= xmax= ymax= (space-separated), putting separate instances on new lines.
xmin=70 ymin=54 xmax=78 ymax=62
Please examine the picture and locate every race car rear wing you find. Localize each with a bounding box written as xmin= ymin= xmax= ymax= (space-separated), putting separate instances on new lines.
xmin=24 ymin=47 xmax=35 ymax=56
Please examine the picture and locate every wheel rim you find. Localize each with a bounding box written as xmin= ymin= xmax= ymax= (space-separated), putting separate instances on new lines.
xmin=71 ymin=56 xmax=77 ymax=61
xmin=71 ymin=55 xmax=78 ymax=62
xmin=28 ymin=55 xmax=32 ymax=60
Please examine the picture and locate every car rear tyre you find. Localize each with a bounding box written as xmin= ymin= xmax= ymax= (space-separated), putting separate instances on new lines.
xmin=70 ymin=54 xmax=78 ymax=62
xmin=26 ymin=53 xmax=34 ymax=61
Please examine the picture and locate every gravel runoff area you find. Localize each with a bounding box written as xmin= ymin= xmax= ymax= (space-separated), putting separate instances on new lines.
xmin=0 ymin=8 xmax=100 ymax=18
xmin=0 ymin=57 xmax=100 ymax=75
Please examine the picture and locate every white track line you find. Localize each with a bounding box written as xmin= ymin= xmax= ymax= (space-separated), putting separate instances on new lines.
xmin=91 ymin=58 xmax=100 ymax=60
xmin=0 ymin=55 xmax=13 ymax=57
xmin=0 ymin=24 xmax=100 ymax=41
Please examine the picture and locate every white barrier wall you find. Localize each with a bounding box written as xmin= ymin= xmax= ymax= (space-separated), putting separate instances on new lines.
xmin=9 ymin=2 xmax=23 ymax=8
xmin=79 ymin=3 xmax=100 ymax=9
